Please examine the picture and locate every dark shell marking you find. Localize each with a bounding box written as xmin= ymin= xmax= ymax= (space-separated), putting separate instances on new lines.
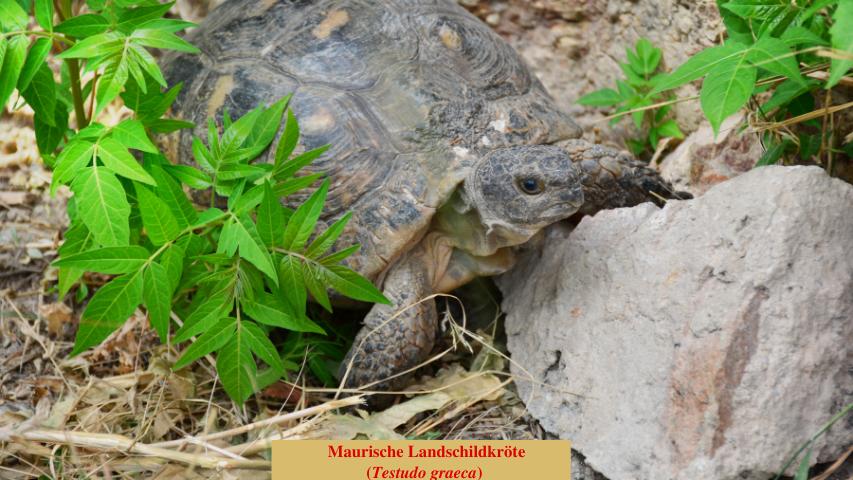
xmin=163 ymin=0 xmax=582 ymax=281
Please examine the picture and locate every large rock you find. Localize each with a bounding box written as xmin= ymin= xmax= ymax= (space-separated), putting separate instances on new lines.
xmin=497 ymin=166 xmax=853 ymax=480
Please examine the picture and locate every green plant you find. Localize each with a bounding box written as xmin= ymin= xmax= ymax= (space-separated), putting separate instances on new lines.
xmin=650 ymin=0 xmax=852 ymax=169
xmin=774 ymin=401 xmax=853 ymax=480
xmin=578 ymin=38 xmax=684 ymax=159
xmin=0 ymin=0 xmax=388 ymax=404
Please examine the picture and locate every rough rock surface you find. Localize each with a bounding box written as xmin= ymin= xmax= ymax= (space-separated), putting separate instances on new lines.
xmin=655 ymin=113 xmax=763 ymax=196
xmin=497 ymin=166 xmax=853 ymax=480
xmin=462 ymin=0 xmax=723 ymax=146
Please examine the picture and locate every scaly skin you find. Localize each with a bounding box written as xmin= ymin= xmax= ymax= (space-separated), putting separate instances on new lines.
xmin=561 ymin=139 xmax=691 ymax=215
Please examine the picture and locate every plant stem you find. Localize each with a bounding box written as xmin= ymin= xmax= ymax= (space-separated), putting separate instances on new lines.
xmin=67 ymin=59 xmax=89 ymax=129
xmin=56 ymin=0 xmax=89 ymax=129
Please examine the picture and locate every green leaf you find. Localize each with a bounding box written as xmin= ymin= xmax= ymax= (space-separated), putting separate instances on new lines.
xmin=162 ymin=164 xmax=211 ymax=189
xmin=73 ymin=166 xmax=131 ymax=246
xmin=305 ymin=212 xmax=350 ymax=259
xmin=721 ymin=0 xmax=786 ymax=20
xmin=57 ymin=222 xmax=93 ymax=299
xmin=780 ymin=26 xmax=828 ymax=48
xmin=52 ymin=140 xmax=96 ymax=193
xmin=656 ymin=119 xmax=684 ymax=139
xmin=21 ymin=62 xmax=56 ymax=125
xmin=192 ymin=136 xmax=214 ymax=172
xmin=173 ymin=317 xmax=234 ymax=370
xmin=159 ymin=241 xmax=185 ymax=291
xmin=217 ymin=163 xmax=265 ymax=180
xmin=217 ymin=334 xmax=256 ymax=405
xmin=137 ymin=18 xmax=195 ymax=33
xmin=147 ymin=164 xmax=197 ymax=228
xmin=218 ymin=105 xmax=262 ymax=156
xmin=798 ymin=133 xmax=820 ymax=160
xmin=320 ymin=244 xmax=359 ymax=266
xmin=699 ymin=60 xmax=756 ymax=135
xmin=242 ymin=321 xmax=284 ymax=372
xmin=0 ymin=0 xmax=27 ymax=30
xmin=0 ymin=35 xmax=27 ymax=109
xmin=53 ymin=245 xmax=148 ymax=273
xmin=652 ymin=42 xmax=748 ymax=94
xmin=146 ymin=118 xmax=193 ymax=134
xmin=230 ymin=214 xmax=278 ymax=284
xmin=243 ymin=291 xmax=323 ymax=333
xmin=800 ymin=0 xmax=836 ymax=23
xmin=136 ymin=183 xmax=180 ymax=245
xmin=244 ymin=97 xmax=288 ymax=153
xmin=274 ymin=108 xmax=299 ymax=167
xmin=273 ymin=172 xmax=324 ymax=198
xmin=56 ymin=32 xmax=122 ymax=59
xmin=34 ymin=106 xmax=69 ymax=154
xmin=577 ymin=88 xmax=623 ymax=107
xmin=174 ymin=293 xmax=231 ymax=342
xmin=273 ymin=145 xmax=329 ymax=181
xmin=95 ymin=57 xmax=129 ymax=117
xmin=131 ymin=28 xmax=199 ymax=53
xmin=793 ymin=447 xmax=811 ymax=480
xmin=620 ymin=59 xmax=647 ymax=88
xmin=125 ymin=44 xmax=167 ymax=90
xmin=17 ymin=38 xmax=51 ymax=91
xmin=282 ymin=179 xmax=328 ymax=251
xmin=761 ymin=78 xmax=817 ymax=113
xmin=257 ymin=182 xmax=285 ymax=248
xmin=97 ymin=137 xmax=157 ymax=185
xmin=320 ymin=264 xmax=389 ymax=304
xmin=110 ymin=119 xmax=158 ymax=153
xmin=71 ymin=272 xmax=143 ymax=356
xmin=34 ymin=0 xmax=53 ymax=31
xmin=717 ymin=0 xmax=753 ymax=45
xmin=55 ymin=14 xmax=110 ymax=38
xmin=143 ymin=262 xmax=172 ymax=342
xmin=278 ymin=254 xmax=307 ymax=319
xmin=302 ymin=263 xmax=331 ymax=312
xmin=828 ymin=1 xmax=853 ymax=88
xmin=115 ymin=1 xmax=173 ymax=33
xmin=755 ymin=139 xmax=788 ymax=167
xmin=634 ymin=38 xmax=661 ymax=75
xmin=193 ymin=207 xmax=226 ymax=228
xmin=746 ymin=37 xmax=806 ymax=86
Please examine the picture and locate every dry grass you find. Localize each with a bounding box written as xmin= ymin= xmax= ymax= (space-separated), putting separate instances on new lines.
xmin=0 ymin=260 xmax=548 ymax=478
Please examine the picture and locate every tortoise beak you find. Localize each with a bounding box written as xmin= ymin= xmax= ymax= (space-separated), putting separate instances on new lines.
xmin=560 ymin=185 xmax=584 ymax=210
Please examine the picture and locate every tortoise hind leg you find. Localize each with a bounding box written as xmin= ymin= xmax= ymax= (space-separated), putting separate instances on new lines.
xmin=339 ymin=234 xmax=453 ymax=401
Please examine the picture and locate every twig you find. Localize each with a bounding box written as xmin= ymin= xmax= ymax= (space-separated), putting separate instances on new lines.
xmin=14 ymin=429 xmax=270 ymax=470
xmin=149 ymin=395 xmax=363 ymax=449
xmin=752 ymin=100 xmax=853 ymax=133
xmin=811 ymin=444 xmax=853 ymax=480
xmin=226 ymin=415 xmax=322 ymax=456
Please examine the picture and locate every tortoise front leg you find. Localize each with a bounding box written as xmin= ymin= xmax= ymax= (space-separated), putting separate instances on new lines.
xmin=339 ymin=234 xmax=452 ymax=397
xmin=560 ymin=139 xmax=690 ymax=214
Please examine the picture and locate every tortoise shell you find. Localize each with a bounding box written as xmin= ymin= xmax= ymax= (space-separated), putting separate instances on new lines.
xmin=163 ymin=0 xmax=581 ymax=280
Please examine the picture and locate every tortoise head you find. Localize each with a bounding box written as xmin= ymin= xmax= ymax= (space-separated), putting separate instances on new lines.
xmin=462 ymin=145 xmax=584 ymax=244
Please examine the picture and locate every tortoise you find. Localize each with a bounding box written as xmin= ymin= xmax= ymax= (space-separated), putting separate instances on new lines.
xmin=162 ymin=0 xmax=682 ymax=394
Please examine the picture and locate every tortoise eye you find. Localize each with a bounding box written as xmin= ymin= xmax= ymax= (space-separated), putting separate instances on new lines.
xmin=518 ymin=177 xmax=544 ymax=195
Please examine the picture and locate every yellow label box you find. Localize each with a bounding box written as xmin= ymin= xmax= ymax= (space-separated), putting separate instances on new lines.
xmin=272 ymin=440 xmax=570 ymax=479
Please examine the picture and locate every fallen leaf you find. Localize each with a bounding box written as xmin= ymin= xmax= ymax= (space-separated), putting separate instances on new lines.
xmin=39 ymin=302 xmax=72 ymax=336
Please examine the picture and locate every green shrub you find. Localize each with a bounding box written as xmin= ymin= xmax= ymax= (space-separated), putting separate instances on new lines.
xmin=0 ymin=0 xmax=386 ymax=404
xmin=586 ymin=1 xmax=853 ymax=171
xmin=578 ymin=38 xmax=684 ymax=160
